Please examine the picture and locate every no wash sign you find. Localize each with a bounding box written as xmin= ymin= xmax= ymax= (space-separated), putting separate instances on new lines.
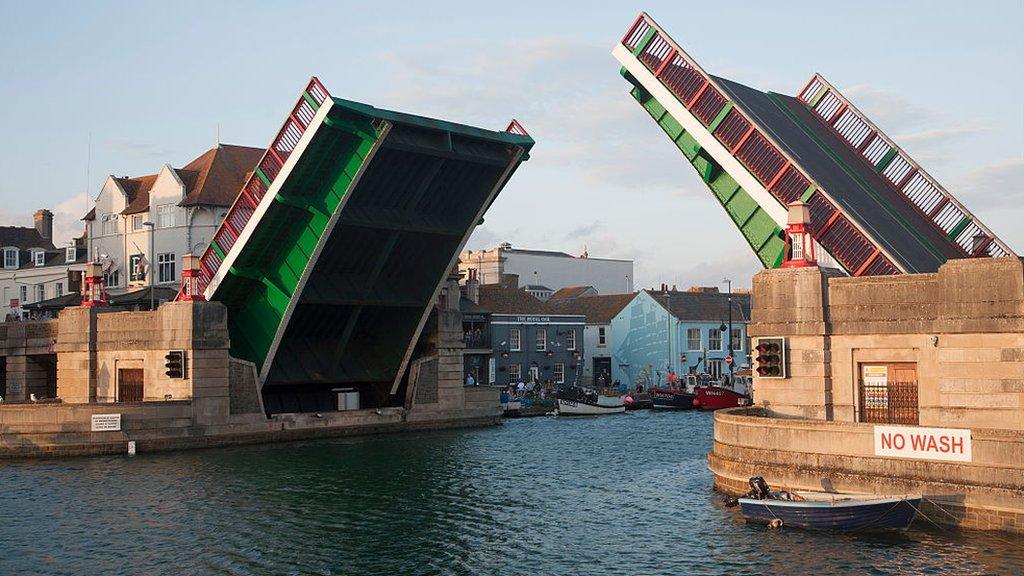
xmin=874 ymin=425 xmax=972 ymax=462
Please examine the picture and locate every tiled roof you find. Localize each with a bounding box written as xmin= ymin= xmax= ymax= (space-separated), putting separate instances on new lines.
xmin=119 ymin=173 xmax=159 ymax=215
xmin=548 ymin=293 xmax=636 ymax=324
xmin=178 ymin=144 xmax=264 ymax=207
xmin=82 ymin=207 xmax=96 ymax=221
xmin=0 ymin=226 xmax=54 ymax=250
xmin=644 ymin=289 xmax=752 ymax=322
xmin=548 ymin=285 xmax=596 ymax=301
xmin=110 ymin=144 xmax=263 ymax=217
xmin=478 ymin=283 xmax=554 ymax=315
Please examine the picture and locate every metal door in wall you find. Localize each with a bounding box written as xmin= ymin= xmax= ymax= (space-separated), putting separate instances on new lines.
xmin=118 ymin=368 xmax=145 ymax=403
xmin=858 ymin=363 xmax=918 ymax=425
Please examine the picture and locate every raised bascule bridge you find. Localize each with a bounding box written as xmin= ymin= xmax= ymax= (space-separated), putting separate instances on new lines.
xmin=178 ymin=78 xmax=534 ymax=414
xmin=613 ymin=12 xmax=1015 ymax=276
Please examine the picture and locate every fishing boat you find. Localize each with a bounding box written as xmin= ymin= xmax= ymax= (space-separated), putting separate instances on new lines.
xmin=692 ymin=385 xmax=750 ymax=410
xmin=649 ymin=383 xmax=695 ymax=410
xmin=556 ymin=386 xmax=625 ymax=416
xmin=735 ymin=477 xmax=921 ymax=531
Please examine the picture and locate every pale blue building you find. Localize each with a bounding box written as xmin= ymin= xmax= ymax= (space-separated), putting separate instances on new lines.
xmin=609 ymin=288 xmax=751 ymax=387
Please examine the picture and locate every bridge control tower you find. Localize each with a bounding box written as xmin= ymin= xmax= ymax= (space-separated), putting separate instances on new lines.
xmin=613 ymin=12 xmax=1014 ymax=276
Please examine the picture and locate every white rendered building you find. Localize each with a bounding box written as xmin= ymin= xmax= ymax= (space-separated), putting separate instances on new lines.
xmin=84 ymin=144 xmax=262 ymax=295
xmin=459 ymin=243 xmax=634 ymax=295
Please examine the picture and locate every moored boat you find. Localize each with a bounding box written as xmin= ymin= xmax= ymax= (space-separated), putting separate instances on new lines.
xmin=692 ymin=385 xmax=750 ymax=410
xmin=649 ymin=386 xmax=695 ymax=409
xmin=556 ymin=386 xmax=625 ymax=416
xmin=735 ymin=477 xmax=920 ymax=531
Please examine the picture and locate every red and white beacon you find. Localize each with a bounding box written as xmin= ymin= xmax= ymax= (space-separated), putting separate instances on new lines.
xmin=781 ymin=201 xmax=817 ymax=268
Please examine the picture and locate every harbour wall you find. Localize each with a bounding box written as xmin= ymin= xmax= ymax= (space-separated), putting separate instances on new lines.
xmin=711 ymin=257 xmax=1024 ymax=533
xmin=0 ymin=301 xmax=501 ymax=458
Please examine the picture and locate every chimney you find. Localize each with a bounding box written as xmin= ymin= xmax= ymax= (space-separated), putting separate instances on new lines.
xmin=466 ymin=268 xmax=480 ymax=304
xmin=34 ymin=209 xmax=53 ymax=242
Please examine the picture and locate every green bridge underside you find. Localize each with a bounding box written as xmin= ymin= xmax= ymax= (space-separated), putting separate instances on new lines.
xmin=213 ymin=98 xmax=532 ymax=410
xmin=627 ymin=82 xmax=785 ymax=268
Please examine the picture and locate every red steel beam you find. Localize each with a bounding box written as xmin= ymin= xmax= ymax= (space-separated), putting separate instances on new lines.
xmin=654 ymin=50 xmax=676 ymax=77
xmin=828 ymin=103 xmax=848 ymax=126
xmin=853 ymin=249 xmax=880 ymax=277
xmin=894 ymin=167 xmax=919 ymax=191
xmin=927 ymin=197 xmax=950 ymax=219
xmin=856 ymin=131 xmax=877 ymax=153
xmin=796 ymin=75 xmax=818 ymax=104
xmin=730 ymin=126 xmax=756 ymax=154
xmin=765 ymin=161 xmax=791 ymax=191
xmin=816 ymin=210 xmax=842 ymax=236
xmin=687 ymin=80 xmax=711 ymax=109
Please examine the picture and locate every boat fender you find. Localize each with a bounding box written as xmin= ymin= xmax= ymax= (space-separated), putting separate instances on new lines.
xmin=768 ymin=518 xmax=783 ymax=529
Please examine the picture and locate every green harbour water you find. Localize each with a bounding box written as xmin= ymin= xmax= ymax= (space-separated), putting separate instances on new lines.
xmin=2 ymin=410 xmax=1022 ymax=575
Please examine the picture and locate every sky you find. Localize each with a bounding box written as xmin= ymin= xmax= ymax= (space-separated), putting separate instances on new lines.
xmin=0 ymin=0 xmax=1021 ymax=290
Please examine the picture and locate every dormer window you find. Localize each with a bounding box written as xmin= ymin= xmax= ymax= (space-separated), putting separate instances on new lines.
xmin=32 ymin=249 xmax=45 ymax=266
xmin=66 ymin=246 xmax=77 ymax=263
xmin=3 ymin=247 xmax=18 ymax=269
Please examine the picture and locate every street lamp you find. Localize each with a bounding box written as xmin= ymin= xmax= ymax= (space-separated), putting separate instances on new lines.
xmin=723 ymin=277 xmax=733 ymax=379
xmin=142 ymin=221 xmax=155 ymax=311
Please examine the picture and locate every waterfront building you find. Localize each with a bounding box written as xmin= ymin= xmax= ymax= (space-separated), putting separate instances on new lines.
xmin=548 ymin=292 xmax=635 ymax=386
xmin=477 ymin=283 xmax=585 ymax=386
xmin=83 ymin=144 xmax=263 ymax=296
xmin=459 ymin=243 xmax=634 ymax=295
xmin=711 ymin=258 xmax=1024 ymax=533
xmin=609 ymin=287 xmax=750 ymax=387
xmin=0 ymin=210 xmax=89 ymax=319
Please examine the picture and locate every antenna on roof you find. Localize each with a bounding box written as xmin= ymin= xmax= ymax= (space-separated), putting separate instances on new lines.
xmin=84 ymin=132 xmax=92 ymax=216
xmin=216 ymin=123 xmax=221 ymax=146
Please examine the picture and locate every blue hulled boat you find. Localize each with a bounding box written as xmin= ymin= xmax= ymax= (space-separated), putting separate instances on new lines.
xmin=736 ymin=477 xmax=921 ymax=531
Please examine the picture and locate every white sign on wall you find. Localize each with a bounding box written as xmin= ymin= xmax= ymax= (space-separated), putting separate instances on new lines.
xmin=488 ymin=357 xmax=496 ymax=384
xmin=91 ymin=413 xmax=122 ymax=432
xmin=874 ymin=425 xmax=972 ymax=462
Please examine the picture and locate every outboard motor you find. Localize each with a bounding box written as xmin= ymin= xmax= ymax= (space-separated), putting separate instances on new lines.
xmin=747 ymin=476 xmax=772 ymax=500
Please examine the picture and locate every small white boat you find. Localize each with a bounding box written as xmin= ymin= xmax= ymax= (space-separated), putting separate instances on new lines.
xmin=556 ymin=386 xmax=625 ymax=416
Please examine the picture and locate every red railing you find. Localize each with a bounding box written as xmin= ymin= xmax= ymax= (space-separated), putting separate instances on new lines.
xmin=797 ymin=74 xmax=1013 ymax=259
xmin=182 ymin=77 xmax=331 ymax=299
xmin=619 ymin=13 xmax=902 ymax=276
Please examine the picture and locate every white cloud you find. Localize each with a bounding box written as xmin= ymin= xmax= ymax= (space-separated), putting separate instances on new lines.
xmin=952 ymin=158 xmax=1024 ymax=210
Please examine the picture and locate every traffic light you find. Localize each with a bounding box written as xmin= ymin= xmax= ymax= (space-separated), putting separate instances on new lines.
xmin=754 ymin=338 xmax=786 ymax=378
xmin=164 ymin=350 xmax=186 ymax=379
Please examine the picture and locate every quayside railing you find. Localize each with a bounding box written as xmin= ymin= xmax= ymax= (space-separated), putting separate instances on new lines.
xmin=620 ymin=12 xmax=901 ymax=276
xmin=797 ymin=75 xmax=1013 ymax=259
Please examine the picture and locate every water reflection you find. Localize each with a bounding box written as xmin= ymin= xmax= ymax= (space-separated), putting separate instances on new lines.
xmin=1 ymin=411 xmax=1022 ymax=575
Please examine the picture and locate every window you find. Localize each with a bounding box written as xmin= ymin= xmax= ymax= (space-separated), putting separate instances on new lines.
xmin=33 ymin=250 xmax=45 ymax=266
xmin=19 ymin=285 xmax=27 ymax=304
xmin=101 ymin=213 xmax=118 ymax=235
xmin=598 ymin=326 xmax=607 ymax=346
xmin=707 ymin=359 xmax=723 ymax=379
xmin=157 ymin=253 xmax=176 ymax=283
xmin=34 ymin=284 xmax=45 ymax=302
xmin=709 ymin=328 xmax=722 ymax=351
xmin=3 ymin=247 xmax=18 ymax=269
xmin=104 ymin=267 xmax=121 ymax=288
xmin=566 ymin=329 xmax=576 ymax=351
xmin=730 ymin=329 xmax=743 ymax=352
xmin=536 ymin=328 xmax=547 ymax=351
xmin=554 ymin=363 xmax=565 ymax=384
xmin=508 ymin=363 xmax=521 ymax=382
xmin=65 ymin=246 xmax=76 ymax=263
xmin=158 ymin=204 xmax=180 ymax=228
xmin=509 ymin=328 xmax=521 ymax=351
xmin=129 ymin=254 xmax=145 ymax=282
xmin=55 ymin=283 xmax=63 ymax=298
xmin=687 ymin=328 xmax=702 ymax=351
xmin=131 ymin=215 xmax=144 ymax=231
